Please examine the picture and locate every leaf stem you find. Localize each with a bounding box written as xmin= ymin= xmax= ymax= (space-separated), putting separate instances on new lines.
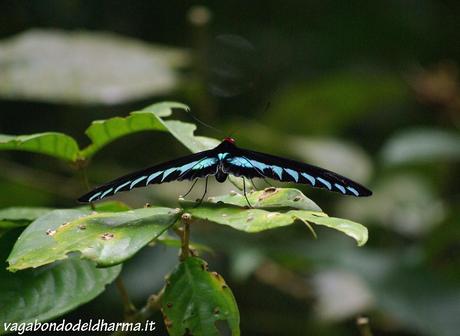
xmin=79 ymin=166 xmax=95 ymax=210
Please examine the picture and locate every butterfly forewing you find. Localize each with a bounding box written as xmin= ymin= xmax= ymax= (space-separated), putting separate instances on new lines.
xmin=223 ymin=148 xmax=372 ymax=197
xmin=78 ymin=139 xmax=372 ymax=203
xmin=78 ymin=150 xmax=219 ymax=203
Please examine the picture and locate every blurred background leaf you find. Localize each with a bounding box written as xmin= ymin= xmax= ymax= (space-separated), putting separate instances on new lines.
xmin=0 ymin=29 xmax=188 ymax=105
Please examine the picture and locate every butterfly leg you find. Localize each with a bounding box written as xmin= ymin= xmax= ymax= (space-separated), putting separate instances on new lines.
xmin=250 ymin=178 xmax=258 ymax=190
xmin=182 ymin=179 xmax=198 ymax=198
xmin=195 ymin=176 xmax=208 ymax=207
xmin=243 ymin=177 xmax=253 ymax=208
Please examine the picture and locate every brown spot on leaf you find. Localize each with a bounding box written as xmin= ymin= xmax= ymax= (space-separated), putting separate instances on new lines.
xmin=78 ymin=224 xmax=86 ymax=230
xmin=164 ymin=315 xmax=173 ymax=329
xmin=258 ymin=187 xmax=278 ymax=201
xmin=100 ymin=233 xmax=114 ymax=240
xmin=166 ymin=303 xmax=173 ymax=308
xmin=46 ymin=229 xmax=56 ymax=236
xmin=211 ymin=271 xmax=221 ymax=279
xmin=201 ymin=262 xmax=209 ymax=271
xmin=181 ymin=213 xmax=192 ymax=221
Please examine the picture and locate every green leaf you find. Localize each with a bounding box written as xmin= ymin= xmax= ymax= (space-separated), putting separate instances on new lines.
xmin=143 ymin=101 xmax=221 ymax=153
xmin=80 ymin=200 xmax=132 ymax=212
xmin=209 ymin=187 xmax=322 ymax=211
xmin=81 ymin=102 xmax=181 ymax=158
xmin=184 ymin=202 xmax=300 ymax=233
xmin=182 ymin=188 xmax=368 ymax=245
xmin=381 ymin=128 xmax=460 ymax=165
xmin=161 ymin=257 xmax=240 ymax=336
xmin=290 ymin=211 xmax=368 ymax=246
xmin=7 ymin=207 xmax=181 ymax=271
xmin=0 ymin=132 xmax=80 ymax=162
xmin=0 ymin=206 xmax=52 ymax=228
xmin=81 ymin=101 xmax=220 ymax=158
xmin=0 ymin=230 xmax=121 ymax=330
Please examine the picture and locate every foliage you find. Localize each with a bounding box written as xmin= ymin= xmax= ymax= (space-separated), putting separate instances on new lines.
xmin=161 ymin=257 xmax=240 ymax=336
xmin=0 ymin=102 xmax=368 ymax=335
xmin=0 ymin=230 xmax=121 ymax=332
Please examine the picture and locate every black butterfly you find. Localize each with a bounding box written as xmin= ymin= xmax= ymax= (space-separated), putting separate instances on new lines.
xmin=78 ymin=137 xmax=372 ymax=205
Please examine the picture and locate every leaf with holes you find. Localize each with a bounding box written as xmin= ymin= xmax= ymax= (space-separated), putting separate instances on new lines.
xmin=0 ymin=230 xmax=121 ymax=330
xmin=0 ymin=132 xmax=80 ymax=162
xmin=210 ymin=187 xmax=321 ymax=211
xmin=161 ymin=256 xmax=240 ymax=336
xmin=181 ymin=188 xmax=368 ymax=245
xmin=7 ymin=207 xmax=181 ymax=271
xmin=0 ymin=201 xmax=127 ymax=229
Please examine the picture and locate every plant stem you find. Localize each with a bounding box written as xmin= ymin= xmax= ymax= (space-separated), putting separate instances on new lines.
xmin=356 ymin=316 xmax=373 ymax=336
xmin=174 ymin=213 xmax=192 ymax=261
xmin=80 ymin=166 xmax=95 ymax=210
xmin=115 ymin=277 xmax=137 ymax=318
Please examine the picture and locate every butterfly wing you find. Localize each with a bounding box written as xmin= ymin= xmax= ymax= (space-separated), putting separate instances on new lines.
xmin=223 ymin=148 xmax=372 ymax=197
xmin=78 ymin=150 xmax=219 ymax=203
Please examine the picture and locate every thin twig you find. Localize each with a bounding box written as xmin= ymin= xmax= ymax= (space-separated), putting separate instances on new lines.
xmin=254 ymin=260 xmax=312 ymax=300
xmin=111 ymin=288 xmax=165 ymax=336
xmin=115 ymin=277 xmax=137 ymax=319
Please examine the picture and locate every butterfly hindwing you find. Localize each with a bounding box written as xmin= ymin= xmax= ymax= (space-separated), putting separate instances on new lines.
xmin=78 ymin=150 xmax=219 ymax=203
xmin=223 ymin=148 xmax=372 ymax=197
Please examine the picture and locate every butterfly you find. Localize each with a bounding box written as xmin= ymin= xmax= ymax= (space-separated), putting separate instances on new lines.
xmin=78 ymin=137 xmax=372 ymax=205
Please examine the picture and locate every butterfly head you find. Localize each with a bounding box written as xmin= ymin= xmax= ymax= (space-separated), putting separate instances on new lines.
xmin=223 ymin=137 xmax=235 ymax=144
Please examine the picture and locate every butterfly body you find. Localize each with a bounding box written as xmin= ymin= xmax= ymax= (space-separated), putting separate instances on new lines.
xmin=78 ymin=137 xmax=372 ymax=203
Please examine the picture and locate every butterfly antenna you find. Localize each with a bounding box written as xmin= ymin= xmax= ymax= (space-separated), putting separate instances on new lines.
xmin=182 ymin=107 xmax=225 ymax=135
